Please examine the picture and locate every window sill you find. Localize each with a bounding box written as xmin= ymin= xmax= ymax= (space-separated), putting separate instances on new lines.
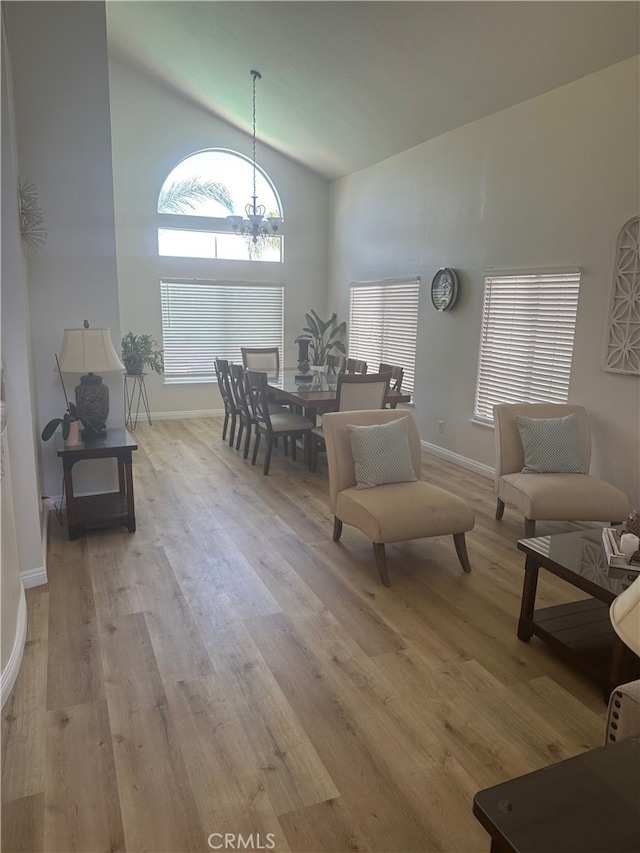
xmin=163 ymin=377 xmax=216 ymax=386
xmin=471 ymin=417 xmax=494 ymax=430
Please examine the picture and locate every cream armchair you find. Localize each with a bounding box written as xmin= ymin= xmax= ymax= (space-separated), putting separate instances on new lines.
xmin=322 ymin=409 xmax=475 ymax=586
xmin=494 ymin=403 xmax=630 ymax=538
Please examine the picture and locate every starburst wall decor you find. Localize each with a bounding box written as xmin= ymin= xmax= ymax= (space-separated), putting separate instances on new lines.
xmin=18 ymin=178 xmax=47 ymax=256
xmin=603 ymin=215 xmax=640 ymax=376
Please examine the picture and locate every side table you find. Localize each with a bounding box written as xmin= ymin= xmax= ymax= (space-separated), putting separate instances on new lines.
xmin=124 ymin=372 xmax=152 ymax=430
xmin=473 ymin=736 xmax=639 ymax=852
xmin=55 ymin=428 xmax=138 ymax=540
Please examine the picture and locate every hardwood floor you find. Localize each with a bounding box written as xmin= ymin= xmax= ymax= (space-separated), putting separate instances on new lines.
xmin=2 ymin=417 xmax=607 ymax=852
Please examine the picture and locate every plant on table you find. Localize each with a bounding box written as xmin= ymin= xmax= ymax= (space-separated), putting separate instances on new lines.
xmin=121 ymin=332 xmax=164 ymax=376
xmin=296 ymin=310 xmax=347 ymax=367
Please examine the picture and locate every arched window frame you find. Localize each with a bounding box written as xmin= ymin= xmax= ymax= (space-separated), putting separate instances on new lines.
xmin=156 ymin=148 xmax=284 ymax=263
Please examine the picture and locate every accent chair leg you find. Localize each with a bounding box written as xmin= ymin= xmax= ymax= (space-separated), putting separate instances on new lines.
xmin=373 ymin=542 xmax=391 ymax=587
xmin=524 ymin=518 xmax=536 ymax=538
xmin=453 ymin=532 xmax=472 ymax=573
xmin=333 ymin=517 xmax=343 ymax=541
xmin=496 ymin=498 xmax=505 ymax=520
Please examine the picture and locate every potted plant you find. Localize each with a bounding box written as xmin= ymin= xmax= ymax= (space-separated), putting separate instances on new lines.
xmin=296 ymin=310 xmax=346 ymax=368
xmin=121 ymin=332 xmax=164 ymax=376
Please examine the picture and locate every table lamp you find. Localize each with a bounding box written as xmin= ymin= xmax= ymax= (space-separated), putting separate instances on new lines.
xmin=57 ymin=325 xmax=124 ymax=439
xmin=610 ymin=575 xmax=640 ymax=656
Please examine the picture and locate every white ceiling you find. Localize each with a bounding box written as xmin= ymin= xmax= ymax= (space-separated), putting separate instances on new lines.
xmin=106 ymin=1 xmax=640 ymax=181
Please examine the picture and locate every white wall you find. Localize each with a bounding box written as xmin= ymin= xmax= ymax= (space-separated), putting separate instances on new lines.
xmin=329 ymin=57 xmax=640 ymax=504
xmin=1 ymin=21 xmax=44 ymax=587
xmin=107 ymin=56 xmax=329 ymax=417
xmin=4 ymin=1 xmax=123 ymax=499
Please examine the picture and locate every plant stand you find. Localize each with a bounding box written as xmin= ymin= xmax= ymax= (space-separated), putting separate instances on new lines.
xmin=124 ymin=373 xmax=152 ymax=430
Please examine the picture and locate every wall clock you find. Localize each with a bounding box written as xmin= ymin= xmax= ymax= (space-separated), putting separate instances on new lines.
xmin=431 ymin=267 xmax=459 ymax=311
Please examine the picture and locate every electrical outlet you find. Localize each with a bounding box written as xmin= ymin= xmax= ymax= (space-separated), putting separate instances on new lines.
xmin=437 ymin=420 xmax=444 ymax=433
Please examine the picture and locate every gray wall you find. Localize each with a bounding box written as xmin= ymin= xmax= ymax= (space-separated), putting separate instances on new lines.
xmin=329 ymin=57 xmax=640 ymax=504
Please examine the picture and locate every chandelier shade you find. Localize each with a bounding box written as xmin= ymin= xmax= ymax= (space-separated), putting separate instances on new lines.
xmin=227 ymin=70 xmax=282 ymax=244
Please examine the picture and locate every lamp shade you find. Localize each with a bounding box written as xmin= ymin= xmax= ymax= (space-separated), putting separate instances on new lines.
xmin=610 ymin=575 xmax=640 ymax=656
xmin=57 ymin=328 xmax=124 ymax=374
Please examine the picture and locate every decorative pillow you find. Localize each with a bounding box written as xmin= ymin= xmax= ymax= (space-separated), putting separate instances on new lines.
xmin=346 ymin=417 xmax=418 ymax=489
xmin=515 ymin=414 xmax=586 ymax=474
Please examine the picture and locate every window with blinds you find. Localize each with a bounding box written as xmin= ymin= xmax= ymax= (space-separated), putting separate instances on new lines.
xmin=160 ymin=279 xmax=284 ymax=382
xmin=348 ymin=278 xmax=420 ymax=394
xmin=474 ymin=270 xmax=581 ymax=423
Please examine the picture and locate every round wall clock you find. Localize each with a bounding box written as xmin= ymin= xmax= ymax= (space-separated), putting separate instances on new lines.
xmin=430 ymin=267 xmax=459 ymax=311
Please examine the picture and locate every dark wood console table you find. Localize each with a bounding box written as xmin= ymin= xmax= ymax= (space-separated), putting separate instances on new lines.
xmin=473 ymin=736 xmax=640 ymax=852
xmin=56 ymin=428 xmax=138 ymax=540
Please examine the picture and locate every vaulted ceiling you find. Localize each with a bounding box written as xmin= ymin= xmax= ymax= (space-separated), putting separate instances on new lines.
xmin=106 ymin=1 xmax=640 ymax=181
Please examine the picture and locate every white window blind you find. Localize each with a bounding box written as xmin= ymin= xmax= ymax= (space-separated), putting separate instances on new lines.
xmin=160 ymin=279 xmax=284 ymax=382
xmin=474 ymin=270 xmax=580 ymax=423
xmin=348 ymin=278 xmax=420 ymax=393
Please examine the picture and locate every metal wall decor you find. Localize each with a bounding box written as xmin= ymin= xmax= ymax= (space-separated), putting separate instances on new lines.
xmin=603 ymin=215 xmax=639 ymax=375
xmin=18 ymin=178 xmax=47 ymax=256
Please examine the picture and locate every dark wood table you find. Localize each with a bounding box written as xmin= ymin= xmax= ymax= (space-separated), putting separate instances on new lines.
xmin=517 ymin=527 xmax=640 ymax=700
xmin=473 ymin=735 xmax=640 ymax=853
xmin=267 ymin=368 xmax=411 ymax=419
xmin=56 ymin=428 xmax=138 ymax=540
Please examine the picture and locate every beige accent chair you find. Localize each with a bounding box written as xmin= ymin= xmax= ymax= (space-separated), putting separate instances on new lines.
xmin=494 ymin=403 xmax=630 ymax=538
xmin=323 ymin=409 xmax=475 ymax=586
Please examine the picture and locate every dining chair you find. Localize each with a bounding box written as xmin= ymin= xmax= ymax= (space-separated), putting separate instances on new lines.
xmin=245 ymin=370 xmax=315 ymax=475
xmin=326 ymin=354 xmax=347 ymax=374
xmin=309 ymin=371 xmax=392 ymax=473
xmin=494 ymin=402 xmax=630 ymax=538
xmin=214 ymin=357 xmax=237 ymax=446
xmin=229 ymin=364 xmax=288 ymax=459
xmin=241 ymin=347 xmax=280 ymax=374
xmin=379 ymin=362 xmax=404 ymax=408
xmin=346 ymin=357 xmax=368 ymax=374
xmin=323 ymin=409 xmax=475 ymax=586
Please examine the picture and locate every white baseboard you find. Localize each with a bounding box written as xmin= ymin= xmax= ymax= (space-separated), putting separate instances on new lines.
xmin=1 ymin=585 xmax=27 ymax=708
xmin=421 ymin=440 xmax=495 ymax=480
xmin=21 ymin=565 xmax=48 ymax=589
xmin=151 ymin=409 xmax=221 ymax=421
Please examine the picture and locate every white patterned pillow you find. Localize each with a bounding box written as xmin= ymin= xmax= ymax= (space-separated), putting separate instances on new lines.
xmin=346 ymin=417 xmax=418 ymax=489
xmin=515 ymin=414 xmax=586 ymax=474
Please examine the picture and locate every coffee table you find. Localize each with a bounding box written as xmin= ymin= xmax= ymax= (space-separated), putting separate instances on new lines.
xmin=473 ymin=735 xmax=640 ymax=853
xmin=517 ymin=527 xmax=640 ymax=699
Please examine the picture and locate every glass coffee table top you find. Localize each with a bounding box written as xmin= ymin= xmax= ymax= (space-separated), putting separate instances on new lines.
xmin=519 ymin=526 xmax=638 ymax=597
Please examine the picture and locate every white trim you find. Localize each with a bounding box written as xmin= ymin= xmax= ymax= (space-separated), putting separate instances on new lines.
xmin=151 ymin=409 xmax=220 ymax=420
xmin=1 ymin=586 xmax=27 ymax=708
xmin=21 ymin=566 xmax=48 ymax=589
xmin=421 ymin=440 xmax=494 ymax=480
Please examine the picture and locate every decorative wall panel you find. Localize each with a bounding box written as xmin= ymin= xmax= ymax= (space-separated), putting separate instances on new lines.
xmin=603 ymin=216 xmax=640 ymax=375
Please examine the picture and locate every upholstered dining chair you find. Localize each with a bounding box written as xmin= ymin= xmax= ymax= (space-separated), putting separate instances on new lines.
xmin=214 ymin=358 xmax=237 ymax=446
xmin=246 ymin=370 xmax=315 ymax=475
xmin=229 ymin=364 xmax=287 ymax=459
xmin=309 ymin=372 xmax=392 ymax=473
xmin=494 ymin=403 xmax=630 ymax=538
xmin=323 ymin=409 xmax=475 ymax=586
xmin=346 ymin=357 xmax=368 ymax=374
xmin=326 ymin=354 xmax=347 ymax=374
xmin=379 ymin=362 xmax=404 ymax=408
xmin=241 ymin=347 xmax=280 ymax=374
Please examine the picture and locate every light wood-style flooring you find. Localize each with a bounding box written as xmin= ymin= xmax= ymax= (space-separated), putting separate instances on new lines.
xmin=2 ymin=417 xmax=607 ymax=852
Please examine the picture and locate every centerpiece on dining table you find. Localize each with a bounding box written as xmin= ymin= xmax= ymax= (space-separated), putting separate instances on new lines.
xmin=295 ymin=310 xmax=347 ymax=389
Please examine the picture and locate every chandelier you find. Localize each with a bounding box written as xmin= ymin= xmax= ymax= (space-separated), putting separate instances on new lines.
xmin=227 ymin=70 xmax=282 ymax=244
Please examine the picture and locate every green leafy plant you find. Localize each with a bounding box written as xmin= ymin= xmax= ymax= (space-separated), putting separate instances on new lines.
xmin=297 ymin=310 xmax=347 ymax=366
xmin=121 ymin=332 xmax=164 ymax=375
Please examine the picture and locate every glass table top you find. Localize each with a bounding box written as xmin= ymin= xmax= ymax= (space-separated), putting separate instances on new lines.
xmin=519 ymin=526 xmax=638 ymax=596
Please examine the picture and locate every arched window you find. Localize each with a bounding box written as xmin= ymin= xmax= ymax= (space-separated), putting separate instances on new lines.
xmin=157 ymin=149 xmax=283 ymax=262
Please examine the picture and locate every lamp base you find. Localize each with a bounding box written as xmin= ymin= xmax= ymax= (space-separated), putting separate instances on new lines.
xmin=75 ymin=373 xmax=109 ymax=435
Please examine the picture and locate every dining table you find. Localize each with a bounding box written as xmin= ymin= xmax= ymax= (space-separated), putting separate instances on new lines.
xmin=267 ymin=368 xmax=411 ymax=421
